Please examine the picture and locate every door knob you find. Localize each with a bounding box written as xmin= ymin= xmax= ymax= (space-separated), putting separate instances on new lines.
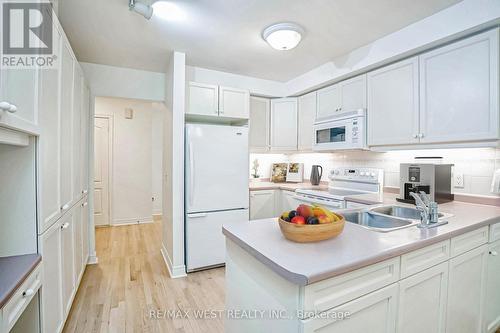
xmin=490 ymin=250 xmax=498 ymax=256
xmin=0 ymin=101 xmax=11 ymax=111
xmin=7 ymin=104 xmax=17 ymax=113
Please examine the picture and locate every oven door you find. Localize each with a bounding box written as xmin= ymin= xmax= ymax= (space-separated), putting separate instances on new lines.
xmin=313 ymin=117 xmax=365 ymax=151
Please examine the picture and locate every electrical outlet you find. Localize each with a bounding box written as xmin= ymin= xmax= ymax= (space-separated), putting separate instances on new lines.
xmin=454 ymin=173 xmax=464 ymax=188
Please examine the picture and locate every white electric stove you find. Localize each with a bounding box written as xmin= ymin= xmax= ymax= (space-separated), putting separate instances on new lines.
xmin=294 ymin=167 xmax=384 ymax=209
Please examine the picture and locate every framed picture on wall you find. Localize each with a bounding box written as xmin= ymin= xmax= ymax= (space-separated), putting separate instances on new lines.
xmin=286 ymin=163 xmax=304 ymax=183
xmin=271 ymin=163 xmax=288 ymax=183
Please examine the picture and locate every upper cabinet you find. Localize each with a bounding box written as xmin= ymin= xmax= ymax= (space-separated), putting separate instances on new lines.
xmin=270 ymin=98 xmax=298 ymax=151
xmin=419 ymin=29 xmax=499 ymax=144
xmin=298 ymin=91 xmax=317 ymax=151
xmin=187 ymin=82 xmax=249 ymax=119
xmin=316 ymin=74 xmax=366 ymax=122
xmin=367 ymin=57 xmax=420 ymax=146
xmin=249 ymin=96 xmax=270 ymax=152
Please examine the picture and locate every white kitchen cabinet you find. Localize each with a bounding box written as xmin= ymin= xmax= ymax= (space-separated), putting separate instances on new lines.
xmin=80 ymin=83 xmax=90 ymax=195
xmin=270 ymin=98 xmax=298 ymax=151
xmin=249 ymin=96 xmax=270 ymax=152
xmin=281 ymin=190 xmax=301 ymax=212
xmin=72 ymin=66 xmax=82 ymax=201
xmin=38 ymin=22 xmax=63 ymax=234
xmin=219 ymin=86 xmax=250 ymax=119
xmin=316 ymin=84 xmax=340 ymax=121
xmin=419 ymin=29 xmax=499 ymax=144
xmin=60 ymin=42 xmax=75 ymax=213
xmin=61 ymin=212 xmax=75 ymax=317
xmin=250 ymin=190 xmax=277 ymax=220
xmin=81 ymin=199 xmax=89 ymax=266
xmin=302 ymin=283 xmax=398 ymax=333
xmin=446 ymin=244 xmax=488 ymax=333
xmin=187 ymin=82 xmax=219 ymax=117
xmin=397 ymin=262 xmax=448 ymax=333
xmin=316 ymin=74 xmax=366 ymax=122
xmin=298 ymin=91 xmax=316 ymax=151
xmin=367 ymin=57 xmax=419 ymax=146
xmin=484 ymin=240 xmax=500 ymax=333
xmin=73 ymin=204 xmax=83 ymax=284
xmin=39 ymin=220 xmax=64 ymax=333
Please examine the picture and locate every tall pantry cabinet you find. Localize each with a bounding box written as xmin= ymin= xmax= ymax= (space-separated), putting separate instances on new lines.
xmin=37 ymin=10 xmax=92 ymax=333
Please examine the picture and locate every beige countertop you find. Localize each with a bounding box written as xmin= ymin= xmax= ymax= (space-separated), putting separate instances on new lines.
xmin=223 ymin=195 xmax=500 ymax=286
xmin=249 ymin=179 xmax=328 ymax=192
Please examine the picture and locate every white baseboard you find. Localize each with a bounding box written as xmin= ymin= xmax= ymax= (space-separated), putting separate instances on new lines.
xmin=161 ymin=244 xmax=187 ymax=278
xmin=112 ymin=217 xmax=153 ymax=226
xmin=88 ymin=252 xmax=98 ymax=265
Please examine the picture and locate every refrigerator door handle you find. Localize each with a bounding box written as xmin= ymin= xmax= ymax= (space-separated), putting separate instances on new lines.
xmin=188 ymin=213 xmax=208 ymax=218
xmin=189 ymin=141 xmax=195 ymax=206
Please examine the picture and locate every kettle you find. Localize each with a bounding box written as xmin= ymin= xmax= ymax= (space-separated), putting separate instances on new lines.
xmin=310 ymin=165 xmax=323 ymax=185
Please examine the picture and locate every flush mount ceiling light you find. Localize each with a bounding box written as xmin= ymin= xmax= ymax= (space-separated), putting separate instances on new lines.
xmin=129 ymin=0 xmax=153 ymax=19
xmin=262 ymin=23 xmax=304 ymax=51
xmin=152 ymin=1 xmax=185 ymax=21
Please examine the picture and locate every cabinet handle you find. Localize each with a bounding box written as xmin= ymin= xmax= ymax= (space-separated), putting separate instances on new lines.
xmin=82 ymin=190 xmax=88 ymax=195
xmin=22 ymin=289 xmax=35 ymax=298
xmin=61 ymin=222 xmax=70 ymax=229
xmin=413 ymin=134 xmax=418 ymax=139
xmin=0 ymin=101 xmax=11 ymax=111
xmin=418 ymin=133 xmax=424 ymax=138
xmin=490 ymin=250 xmax=498 ymax=256
xmin=7 ymin=104 xmax=17 ymax=113
xmin=82 ymin=202 xmax=88 ymax=207
xmin=61 ymin=204 xmax=69 ymax=211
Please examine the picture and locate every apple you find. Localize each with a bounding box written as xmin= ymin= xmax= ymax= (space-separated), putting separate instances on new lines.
xmin=291 ymin=216 xmax=306 ymax=225
xmin=296 ymin=204 xmax=313 ymax=218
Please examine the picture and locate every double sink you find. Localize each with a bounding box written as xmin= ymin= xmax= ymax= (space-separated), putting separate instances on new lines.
xmin=342 ymin=205 xmax=453 ymax=232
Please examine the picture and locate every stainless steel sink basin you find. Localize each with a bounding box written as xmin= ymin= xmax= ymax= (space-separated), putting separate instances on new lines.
xmin=342 ymin=211 xmax=419 ymax=232
xmin=369 ymin=205 xmax=453 ymax=221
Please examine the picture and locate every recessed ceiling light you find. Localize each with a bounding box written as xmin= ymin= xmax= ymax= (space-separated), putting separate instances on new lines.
xmin=152 ymin=1 xmax=186 ymax=21
xmin=262 ymin=23 xmax=304 ymax=51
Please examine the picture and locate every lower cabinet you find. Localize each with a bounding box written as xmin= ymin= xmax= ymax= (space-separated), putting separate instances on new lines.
xmin=447 ymin=244 xmax=488 ymax=333
xmin=484 ymin=240 xmax=500 ymax=332
xmin=249 ymin=190 xmax=277 ymax=220
xmin=302 ymin=284 xmax=398 ymax=333
xmin=61 ymin=212 xmax=75 ymax=317
xmin=281 ymin=190 xmax=302 ymax=212
xmin=397 ymin=262 xmax=448 ymax=333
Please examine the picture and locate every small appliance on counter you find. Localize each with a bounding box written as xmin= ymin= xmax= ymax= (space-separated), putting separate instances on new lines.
xmin=310 ymin=165 xmax=323 ymax=185
xmin=396 ymin=163 xmax=454 ymax=204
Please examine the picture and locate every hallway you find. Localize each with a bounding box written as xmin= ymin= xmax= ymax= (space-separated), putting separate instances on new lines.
xmin=63 ymin=221 xmax=225 ymax=333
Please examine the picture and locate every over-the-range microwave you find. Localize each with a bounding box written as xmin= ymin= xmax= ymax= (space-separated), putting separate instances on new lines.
xmin=312 ymin=109 xmax=367 ymax=151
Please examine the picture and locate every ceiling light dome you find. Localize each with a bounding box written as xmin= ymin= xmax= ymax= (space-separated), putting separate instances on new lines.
xmin=262 ymin=23 xmax=304 ymax=51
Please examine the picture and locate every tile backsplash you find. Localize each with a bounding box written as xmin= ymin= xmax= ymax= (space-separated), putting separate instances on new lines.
xmin=250 ymin=148 xmax=500 ymax=197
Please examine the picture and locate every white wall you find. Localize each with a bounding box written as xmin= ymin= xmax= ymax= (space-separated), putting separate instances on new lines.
xmin=251 ymin=148 xmax=500 ymax=198
xmin=162 ymin=51 xmax=187 ymax=278
xmin=151 ymin=103 xmax=164 ymax=215
xmin=81 ymin=62 xmax=165 ymax=101
xmin=285 ymin=0 xmax=500 ymax=95
xmin=95 ymin=97 xmax=164 ymax=225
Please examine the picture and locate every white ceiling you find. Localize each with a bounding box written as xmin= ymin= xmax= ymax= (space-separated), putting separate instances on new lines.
xmin=59 ymin=0 xmax=463 ymax=82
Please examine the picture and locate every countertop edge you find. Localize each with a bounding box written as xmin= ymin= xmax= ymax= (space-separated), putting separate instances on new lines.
xmin=0 ymin=254 xmax=42 ymax=309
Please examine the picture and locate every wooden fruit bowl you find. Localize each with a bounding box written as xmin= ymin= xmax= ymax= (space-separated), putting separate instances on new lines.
xmin=278 ymin=215 xmax=345 ymax=243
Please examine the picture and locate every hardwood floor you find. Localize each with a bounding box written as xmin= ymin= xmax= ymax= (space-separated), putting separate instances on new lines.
xmin=63 ymin=221 xmax=225 ymax=333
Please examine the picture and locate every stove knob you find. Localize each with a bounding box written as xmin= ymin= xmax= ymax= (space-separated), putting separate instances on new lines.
xmin=334 ymin=170 xmax=339 ymax=175
xmin=370 ymin=172 xmax=376 ymax=177
xmin=360 ymin=172 xmax=365 ymax=176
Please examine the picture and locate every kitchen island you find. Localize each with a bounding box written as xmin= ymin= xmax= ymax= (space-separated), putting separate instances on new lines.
xmin=222 ymin=199 xmax=500 ymax=333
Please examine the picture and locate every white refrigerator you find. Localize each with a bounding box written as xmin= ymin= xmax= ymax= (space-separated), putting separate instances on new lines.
xmin=185 ymin=123 xmax=249 ymax=272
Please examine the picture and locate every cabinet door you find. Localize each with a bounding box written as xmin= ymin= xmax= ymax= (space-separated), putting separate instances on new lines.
xmin=39 ymin=221 xmax=64 ymax=333
xmin=81 ymin=199 xmax=89 ymax=266
xmin=398 ymin=262 xmax=448 ymax=333
xmin=249 ymin=96 xmax=270 ymax=152
xmin=316 ymin=84 xmax=341 ymax=121
xmin=281 ymin=191 xmax=302 ymax=212
xmin=302 ymin=283 xmax=398 ymax=333
xmin=72 ymin=66 xmax=82 ymax=200
xmin=219 ymin=86 xmax=249 ymax=119
xmin=60 ymin=42 xmax=74 ymax=212
xmin=298 ymin=91 xmax=316 ymax=151
xmin=447 ymin=244 xmax=488 ymax=333
xmin=249 ymin=190 xmax=276 ymax=220
xmin=73 ymin=204 xmax=83 ymax=282
xmin=80 ymin=83 xmax=90 ymax=195
xmin=270 ymin=98 xmax=298 ymax=151
xmin=367 ymin=57 xmax=419 ymax=146
xmin=419 ymin=29 xmax=499 ymax=144
xmin=61 ymin=212 xmax=75 ymax=316
xmin=340 ymin=74 xmax=367 ymax=112
xmin=38 ymin=22 xmax=62 ymax=233
xmin=187 ymin=82 xmax=219 ymax=116
xmin=484 ymin=240 xmax=500 ymax=333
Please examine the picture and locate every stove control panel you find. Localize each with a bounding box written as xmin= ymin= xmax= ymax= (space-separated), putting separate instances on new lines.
xmin=329 ymin=167 xmax=384 ymax=183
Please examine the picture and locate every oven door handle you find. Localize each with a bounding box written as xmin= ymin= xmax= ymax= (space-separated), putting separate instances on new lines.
xmin=294 ymin=195 xmax=344 ymax=209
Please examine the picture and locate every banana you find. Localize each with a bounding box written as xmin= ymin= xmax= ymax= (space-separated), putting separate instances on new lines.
xmin=312 ymin=205 xmax=339 ymax=222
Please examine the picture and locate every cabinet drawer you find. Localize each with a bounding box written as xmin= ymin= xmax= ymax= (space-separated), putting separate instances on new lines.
xmin=302 ymin=258 xmax=400 ymax=315
xmin=490 ymin=222 xmax=500 ymax=243
xmin=2 ymin=263 xmax=42 ymax=332
xmin=451 ymin=226 xmax=489 ymax=257
xmin=400 ymin=240 xmax=450 ymax=278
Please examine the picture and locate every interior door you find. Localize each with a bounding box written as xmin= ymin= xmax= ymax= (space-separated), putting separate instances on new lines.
xmin=94 ymin=117 xmax=110 ymax=226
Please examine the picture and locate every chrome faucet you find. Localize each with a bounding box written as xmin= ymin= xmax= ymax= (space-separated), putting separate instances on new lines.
xmin=409 ymin=191 xmax=441 ymax=227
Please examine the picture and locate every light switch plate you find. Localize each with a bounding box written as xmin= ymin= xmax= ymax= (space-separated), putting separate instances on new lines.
xmin=454 ymin=173 xmax=464 ymax=188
